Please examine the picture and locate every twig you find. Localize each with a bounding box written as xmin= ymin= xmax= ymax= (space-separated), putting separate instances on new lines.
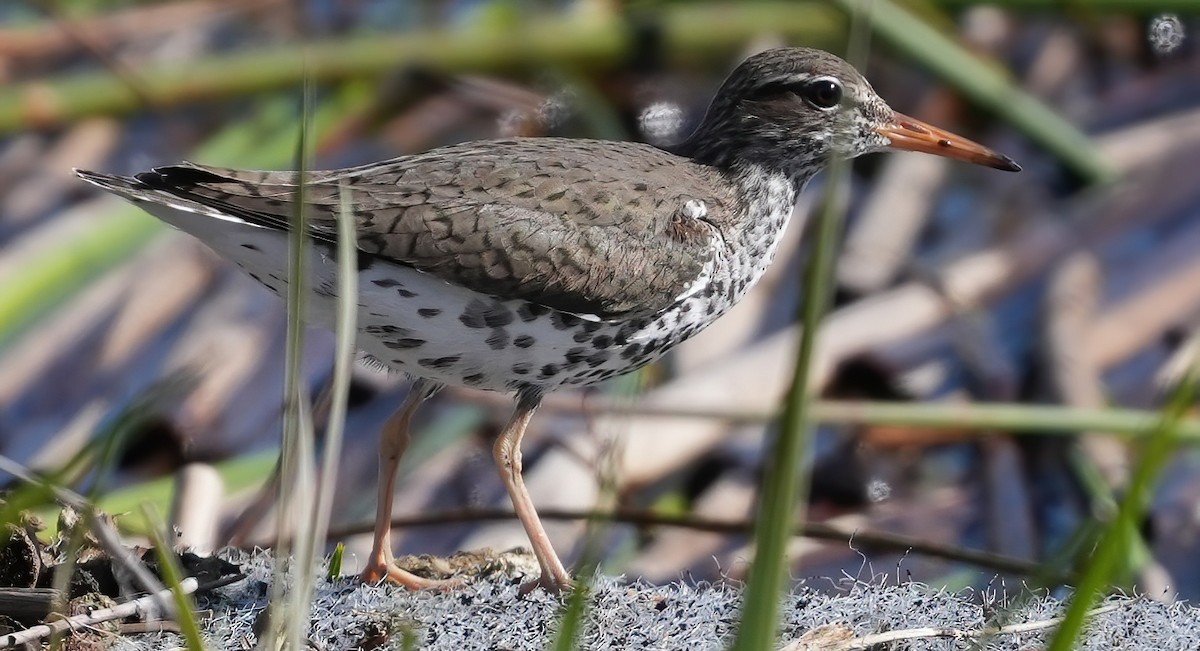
xmin=779 ymin=603 xmax=1123 ymax=651
xmin=317 ymin=507 xmax=1061 ymax=580
xmin=117 ymin=621 xmax=182 ymax=635
xmin=0 ymin=578 xmax=199 ymax=650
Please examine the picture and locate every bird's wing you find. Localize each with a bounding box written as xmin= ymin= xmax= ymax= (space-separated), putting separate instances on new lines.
xmin=130 ymin=139 xmax=733 ymax=319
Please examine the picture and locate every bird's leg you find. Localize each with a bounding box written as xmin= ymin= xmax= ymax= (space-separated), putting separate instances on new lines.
xmin=492 ymin=388 xmax=573 ymax=594
xmin=360 ymin=379 xmax=457 ymax=589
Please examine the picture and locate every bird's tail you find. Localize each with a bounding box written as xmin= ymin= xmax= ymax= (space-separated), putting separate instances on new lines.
xmin=74 ymin=167 xmax=258 ymax=228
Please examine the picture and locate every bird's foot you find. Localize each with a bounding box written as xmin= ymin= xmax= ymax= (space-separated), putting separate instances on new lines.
xmin=518 ymin=571 xmax=574 ymax=596
xmin=359 ymin=562 xmax=463 ymax=591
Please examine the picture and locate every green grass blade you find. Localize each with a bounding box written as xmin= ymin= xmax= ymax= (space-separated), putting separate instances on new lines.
xmin=731 ymin=106 xmax=853 ymax=651
xmin=327 ymin=542 xmax=345 ymax=581
xmin=274 ymin=72 xmax=318 ymax=651
xmin=308 ymin=181 xmax=357 ymax=560
xmin=732 ymin=8 xmax=871 ymax=647
xmin=1046 ymin=377 xmax=1197 ymax=648
xmin=550 ymin=582 xmax=591 ymax=651
xmin=141 ymin=504 xmax=205 ymax=651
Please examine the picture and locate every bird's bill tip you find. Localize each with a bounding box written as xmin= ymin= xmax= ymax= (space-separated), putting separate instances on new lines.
xmin=877 ymin=112 xmax=1021 ymax=172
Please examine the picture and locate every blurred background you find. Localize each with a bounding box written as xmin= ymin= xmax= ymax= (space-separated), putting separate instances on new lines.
xmin=1 ymin=0 xmax=1198 ymax=602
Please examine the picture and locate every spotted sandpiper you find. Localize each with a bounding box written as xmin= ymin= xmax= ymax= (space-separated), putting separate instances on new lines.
xmin=77 ymin=47 xmax=1018 ymax=593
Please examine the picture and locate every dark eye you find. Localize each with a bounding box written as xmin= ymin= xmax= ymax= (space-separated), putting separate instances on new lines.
xmin=802 ymin=78 xmax=842 ymax=109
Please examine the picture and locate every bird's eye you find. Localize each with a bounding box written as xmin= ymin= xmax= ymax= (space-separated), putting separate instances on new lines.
xmin=802 ymin=78 xmax=843 ymax=109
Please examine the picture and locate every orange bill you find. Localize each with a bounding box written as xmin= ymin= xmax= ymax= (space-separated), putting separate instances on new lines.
xmin=877 ymin=112 xmax=1021 ymax=172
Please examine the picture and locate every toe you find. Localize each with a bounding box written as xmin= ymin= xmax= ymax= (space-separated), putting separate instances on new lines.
xmin=359 ymin=563 xmax=463 ymax=591
xmin=519 ymin=574 xmax=574 ymax=596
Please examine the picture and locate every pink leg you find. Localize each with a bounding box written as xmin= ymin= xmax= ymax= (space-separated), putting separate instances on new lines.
xmin=360 ymin=380 xmax=457 ymax=589
xmin=492 ymin=389 xmax=573 ymax=593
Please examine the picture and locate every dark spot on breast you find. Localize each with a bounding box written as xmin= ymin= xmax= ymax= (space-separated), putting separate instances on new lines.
xmin=540 ymin=363 xmax=560 ymax=377
xmin=517 ymin=303 xmax=552 ymax=322
xmin=586 ymin=351 xmax=610 ymax=367
xmin=398 ymin=288 xmax=417 ymax=298
xmin=240 ymin=243 xmax=261 ymax=252
xmin=463 ymin=373 xmax=485 ymax=386
xmin=365 ymin=324 xmax=407 ymax=335
xmin=460 ymin=299 xmax=513 ymax=329
xmin=486 ymin=328 xmax=510 ymax=350
xmin=372 ymin=278 xmax=401 ymax=288
xmin=417 ymin=307 xmax=441 ymax=318
xmin=592 ymin=335 xmax=612 ymax=349
xmin=565 ymin=347 xmax=588 ymax=365
xmin=418 ymin=355 xmax=460 ymax=369
xmin=513 ymin=335 xmax=535 ymax=349
xmin=550 ymin=312 xmax=583 ymax=330
xmin=512 ymin=363 xmax=532 ymax=375
xmin=384 ymin=338 xmax=425 ymax=350
xmin=619 ymin=343 xmax=643 ymax=360
xmin=459 ymin=308 xmax=486 ymax=329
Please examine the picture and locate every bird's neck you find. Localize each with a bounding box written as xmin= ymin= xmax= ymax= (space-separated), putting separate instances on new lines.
xmin=715 ymin=162 xmax=800 ymax=303
xmin=675 ymin=118 xmax=825 ymax=191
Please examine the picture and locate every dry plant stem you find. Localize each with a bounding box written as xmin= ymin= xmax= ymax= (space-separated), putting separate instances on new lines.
xmin=1045 ymin=254 xmax=1179 ymax=598
xmin=171 ymin=463 xmax=223 ymax=554
xmin=1096 ymin=106 xmax=1200 ymax=175
xmin=493 ymin=390 xmax=572 ymax=593
xmin=836 ymin=154 xmax=945 ymax=294
xmin=0 ymin=578 xmax=199 ymax=650
xmin=1044 ymin=254 xmax=1126 ymax=486
xmin=1085 ymin=215 xmax=1200 ymax=371
xmin=779 ymin=603 xmax=1122 ymax=651
xmin=361 ymin=380 xmax=455 ymax=589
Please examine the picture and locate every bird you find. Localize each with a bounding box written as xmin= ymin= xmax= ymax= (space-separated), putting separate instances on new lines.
xmin=76 ymin=47 xmax=1019 ymax=593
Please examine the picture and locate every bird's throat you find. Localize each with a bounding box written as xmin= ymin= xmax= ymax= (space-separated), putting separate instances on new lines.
xmin=720 ymin=163 xmax=799 ymax=303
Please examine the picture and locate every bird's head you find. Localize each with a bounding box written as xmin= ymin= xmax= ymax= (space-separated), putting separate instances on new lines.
xmin=680 ymin=47 xmax=1020 ymax=183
